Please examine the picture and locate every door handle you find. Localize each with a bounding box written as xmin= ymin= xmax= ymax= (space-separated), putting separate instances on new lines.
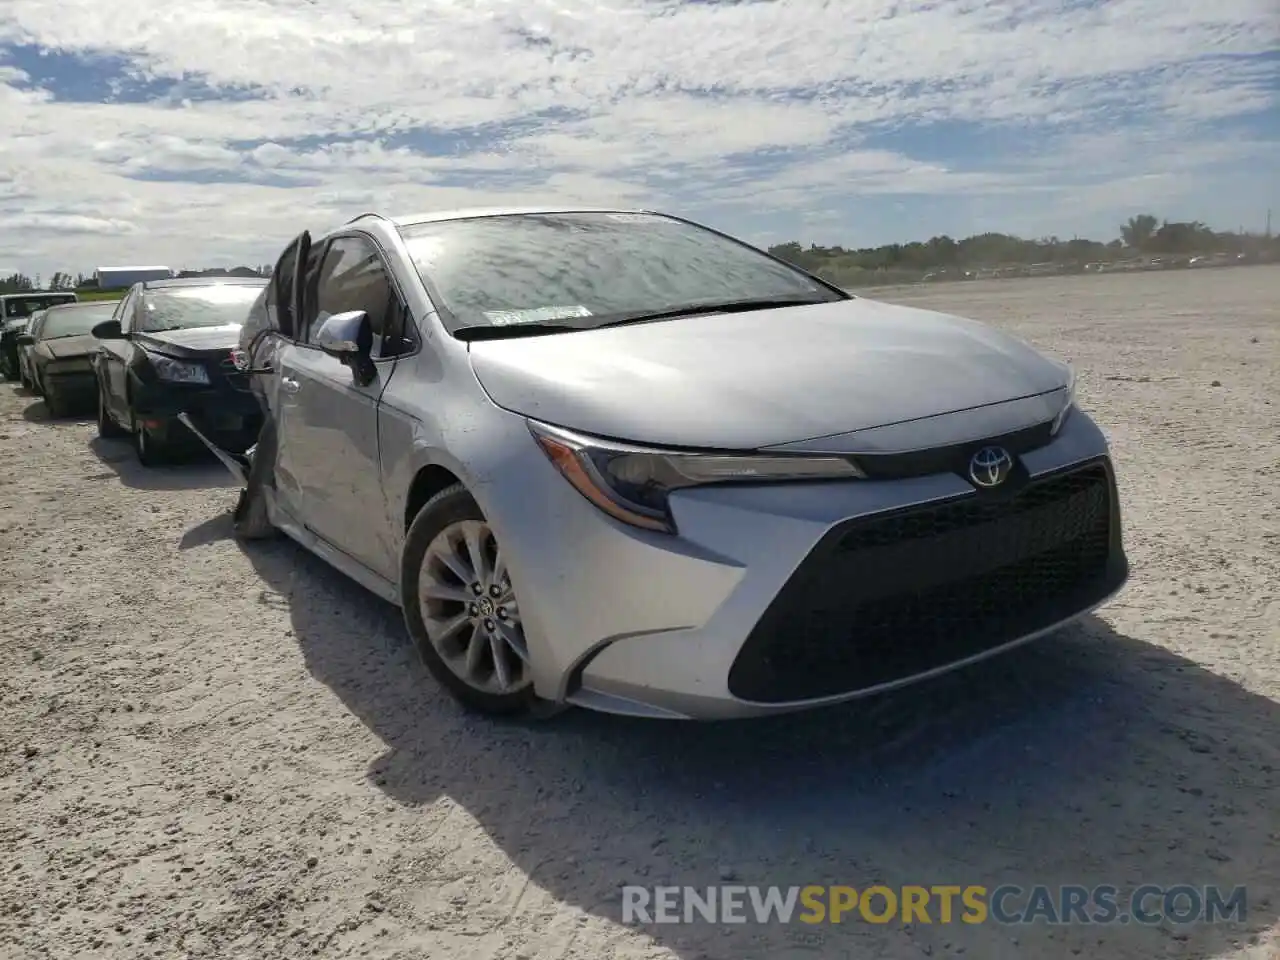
xmin=280 ymin=377 xmax=300 ymax=394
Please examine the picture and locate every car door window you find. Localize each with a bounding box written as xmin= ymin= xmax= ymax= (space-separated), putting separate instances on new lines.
xmin=268 ymin=236 xmax=303 ymax=340
xmin=310 ymin=234 xmax=413 ymax=360
xmin=296 ymin=244 xmax=327 ymax=344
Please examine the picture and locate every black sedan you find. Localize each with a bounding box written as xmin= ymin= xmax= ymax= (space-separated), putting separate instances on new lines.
xmin=91 ymin=277 xmax=269 ymax=465
xmin=19 ymin=301 xmax=122 ymax=416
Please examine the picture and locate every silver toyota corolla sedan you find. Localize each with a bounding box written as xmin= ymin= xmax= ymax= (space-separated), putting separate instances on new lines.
xmin=185 ymin=207 xmax=1129 ymax=721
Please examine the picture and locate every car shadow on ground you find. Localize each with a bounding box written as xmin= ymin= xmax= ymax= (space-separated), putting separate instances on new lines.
xmin=86 ymin=435 xmax=237 ymax=492
xmin=225 ymin=528 xmax=1278 ymax=960
xmin=19 ymin=395 xmax=82 ymax=423
xmin=4 ymin=380 xmax=37 ymax=399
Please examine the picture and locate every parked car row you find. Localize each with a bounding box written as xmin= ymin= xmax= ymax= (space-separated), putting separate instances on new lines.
xmin=3 ymin=206 xmax=1129 ymax=724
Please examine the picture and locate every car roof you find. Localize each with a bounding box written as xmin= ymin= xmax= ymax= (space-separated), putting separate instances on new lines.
xmin=141 ymin=276 xmax=268 ymax=290
xmin=383 ymin=206 xmax=661 ymax=228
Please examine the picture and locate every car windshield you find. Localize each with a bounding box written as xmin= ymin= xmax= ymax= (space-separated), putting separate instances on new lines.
xmin=39 ymin=302 xmax=119 ymax=339
xmin=138 ymin=285 xmax=264 ymax=332
xmin=2 ymin=294 xmax=77 ymax=319
xmin=397 ymin=212 xmax=845 ymax=334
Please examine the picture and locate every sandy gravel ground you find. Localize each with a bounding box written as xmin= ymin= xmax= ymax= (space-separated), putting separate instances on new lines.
xmin=1 ymin=266 xmax=1277 ymax=960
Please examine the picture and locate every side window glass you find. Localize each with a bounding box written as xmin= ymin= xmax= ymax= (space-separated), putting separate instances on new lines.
xmin=271 ymin=241 xmax=299 ymax=339
xmin=297 ymin=246 xmax=326 ymax=343
xmin=311 ymin=235 xmax=409 ymax=359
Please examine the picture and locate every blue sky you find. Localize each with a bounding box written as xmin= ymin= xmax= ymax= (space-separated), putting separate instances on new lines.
xmin=0 ymin=0 xmax=1276 ymax=277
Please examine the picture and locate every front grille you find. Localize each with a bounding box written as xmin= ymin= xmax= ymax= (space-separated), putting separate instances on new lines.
xmin=726 ymin=460 xmax=1124 ymax=704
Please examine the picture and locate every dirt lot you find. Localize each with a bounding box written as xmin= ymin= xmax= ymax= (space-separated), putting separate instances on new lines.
xmin=1 ymin=266 xmax=1277 ymax=960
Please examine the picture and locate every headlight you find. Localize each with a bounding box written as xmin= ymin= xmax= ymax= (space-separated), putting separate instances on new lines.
xmin=529 ymin=420 xmax=866 ymax=534
xmin=146 ymin=352 xmax=209 ymax=385
xmin=1049 ymin=366 xmax=1077 ymax=436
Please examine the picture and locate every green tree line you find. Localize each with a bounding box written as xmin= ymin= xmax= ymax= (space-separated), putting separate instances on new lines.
xmin=2 ymin=214 xmax=1274 ymax=294
xmin=765 ymin=215 xmax=1277 ymax=287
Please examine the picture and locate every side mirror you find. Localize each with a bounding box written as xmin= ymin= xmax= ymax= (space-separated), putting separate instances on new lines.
xmin=314 ymin=310 xmax=371 ymax=361
xmin=92 ymin=320 xmax=124 ymax=340
xmin=15 ymin=333 xmax=34 ymax=346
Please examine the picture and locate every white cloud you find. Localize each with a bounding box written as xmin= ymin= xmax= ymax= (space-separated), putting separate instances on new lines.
xmin=0 ymin=0 xmax=1276 ymax=275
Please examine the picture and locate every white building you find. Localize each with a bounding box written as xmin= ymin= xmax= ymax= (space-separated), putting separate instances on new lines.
xmin=95 ymin=266 xmax=174 ymax=290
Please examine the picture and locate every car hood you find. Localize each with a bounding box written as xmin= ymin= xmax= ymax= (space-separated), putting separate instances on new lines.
xmin=41 ymin=334 xmax=98 ymax=359
xmin=136 ymin=324 xmax=242 ymax=357
xmin=467 ymin=298 xmax=1071 ymax=449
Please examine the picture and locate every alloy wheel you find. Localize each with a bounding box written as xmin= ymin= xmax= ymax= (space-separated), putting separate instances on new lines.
xmin=417 ymin=519 xmax=530 ymax=696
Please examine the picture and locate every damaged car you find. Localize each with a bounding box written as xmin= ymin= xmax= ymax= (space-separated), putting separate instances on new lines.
xmin=184 ymin=207 xmax=1129 ymax=721
xmin=19 ymin=300 xmax=121 ymax=416
xmin=91 ymin=276 xmax=268 ymax=465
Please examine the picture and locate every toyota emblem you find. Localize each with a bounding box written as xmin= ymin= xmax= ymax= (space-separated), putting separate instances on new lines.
xmin=968 ymin=446 xmax=1014 ymax=488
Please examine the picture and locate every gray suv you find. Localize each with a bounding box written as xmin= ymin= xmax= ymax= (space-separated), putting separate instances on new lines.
xmin=188 ymin=207 xmax=1127 ymax=722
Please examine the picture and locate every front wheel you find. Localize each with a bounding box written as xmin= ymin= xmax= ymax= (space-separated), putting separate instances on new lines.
xmin=43 ymin=383 xmax=67 ymax=418
xmin=131 ymin=412 xmax=166 ymax=467
xmin=232 ymin=419 xmax=278 ymax=540
xmin=401 ymin=484 xmax=542 ymax=717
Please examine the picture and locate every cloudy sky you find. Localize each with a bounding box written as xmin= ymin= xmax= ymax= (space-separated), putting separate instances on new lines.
xmin=1 ymin=0 xmax=1276 ymax=279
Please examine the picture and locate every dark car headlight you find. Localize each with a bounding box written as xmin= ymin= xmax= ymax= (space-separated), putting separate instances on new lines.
xmin=143 ymin=350 xmax=210 ymax=385
xmin=529 ymin=420 xmax=865 ymax=534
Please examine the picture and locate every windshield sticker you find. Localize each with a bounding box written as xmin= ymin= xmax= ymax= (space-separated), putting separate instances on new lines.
xmin=483 ymin=305 xmax=593 ymax=326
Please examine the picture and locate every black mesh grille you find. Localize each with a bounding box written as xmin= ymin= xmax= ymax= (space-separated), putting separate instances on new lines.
xmin=726 ymin=460 xmax=1124 ymax=704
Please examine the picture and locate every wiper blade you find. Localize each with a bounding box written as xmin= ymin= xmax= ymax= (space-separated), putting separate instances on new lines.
xmin=596 ymin=296 xmax=833 ymax=328
xmin=452 ymin=322 xmax=586 ymax=342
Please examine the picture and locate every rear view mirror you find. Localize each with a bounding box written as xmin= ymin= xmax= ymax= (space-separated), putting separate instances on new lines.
xmin=15 ymin=333 xmax=33 ymax=346
xmin=315 ymin=310 xmax=371 ymax=360
xmin=315 ymin=310 xmax=375 ymax=386
xmin=92 ymin=320 xmax=124 ymax=340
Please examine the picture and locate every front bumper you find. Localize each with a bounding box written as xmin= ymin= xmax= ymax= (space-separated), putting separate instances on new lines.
xmin=486 ymin=406 xmax=1127 ymax=720
xmin=132 ymin=375 xmax=262 ymax=453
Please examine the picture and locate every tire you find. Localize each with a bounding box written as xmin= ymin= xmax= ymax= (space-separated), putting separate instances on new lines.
xmin=401 ymin=484 xmax=543 ymax=717
xmin=43 ymin=383 xmax=66 ymax=418
xmin=96 ymin=386 xmax=125 ymax=438
xmin=131 ymin=411 xmax=166 ymax=467
xmin=232 ymin=419 xmax=278 ymax=540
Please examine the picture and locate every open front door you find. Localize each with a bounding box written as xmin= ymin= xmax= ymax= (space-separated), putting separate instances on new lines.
xmin=179 ymin=230 xmax=312 ymax=490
